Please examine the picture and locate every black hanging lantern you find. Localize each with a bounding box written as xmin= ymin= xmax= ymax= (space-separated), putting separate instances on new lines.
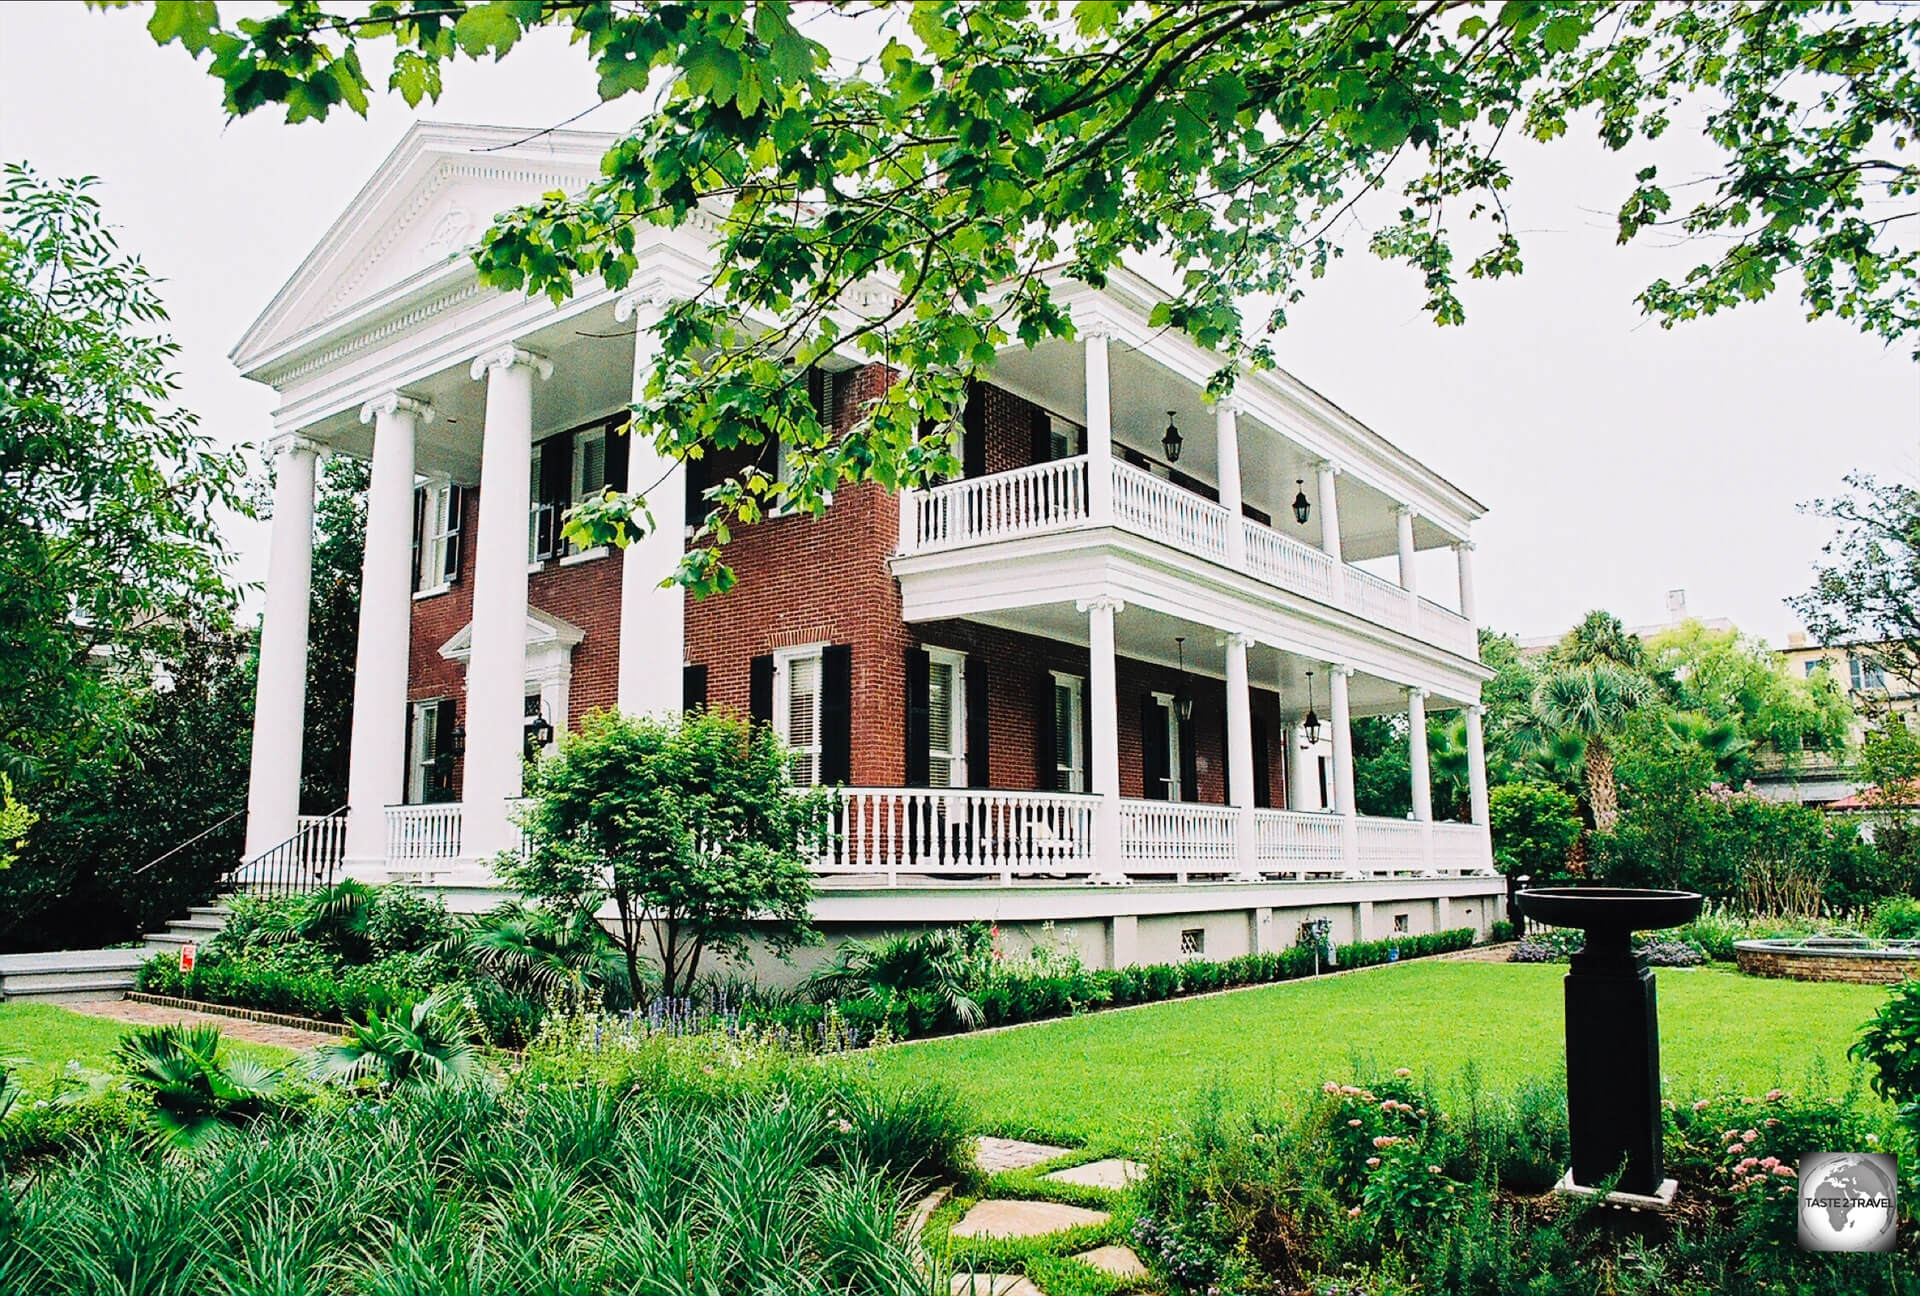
xmin=1301 ymin=670 xmax=1321 ymax=746
xmin=1174 ymin=636 xmax=1195 ymax=722
xmin=449 ymin=724 xmax=467 ymax=757
xmin=1292 ymin=478 xmax=1312 ymax=526
xmin=523 ymin=708 xmax=555 ymax=756
xmin=1162 ymin=411 xmax=1183 ymax=463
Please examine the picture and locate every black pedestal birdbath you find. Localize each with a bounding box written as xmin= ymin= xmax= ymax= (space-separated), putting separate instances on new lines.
xmin=1517 ymin=887 xmax=1703 ymax=1202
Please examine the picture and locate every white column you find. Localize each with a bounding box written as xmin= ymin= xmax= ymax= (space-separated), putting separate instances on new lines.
xmin=1407 ymin=688 xmax=1432 ymax=822
xmin=1216 ymin=399 xmax=1245 ymax=566
xmin=343 ymin=395 xmax=430 ymax=869
xmin=1454 ymin=540 xmax=1478 ymax=626
xmin=1396 ymin=506 xmax=1418 ymax=596
xmin=1224 ymin=631 xmax=1258 ymax=879
xmin=1085 ymin=331 xmax=1114 ymax=524
xmin=615 ymin=293 xmax=687 ymax=717
xmin=1465 ymin=702 xmax=1491 ymax=828
xmin=244 ymin=433 xmax=322 ymax=858
xmin=1288 ymin=723 xmax=1319 ymax=810
xmin=1408 ymin=686 xmax=1435 ymax=876
xmin=463 ymin=345 xmax=551 ymax=862
xmin=1329 ymin=664 xmax=1359 ymax=876
xmin=1315 ymin=460 xmax=1342 ymax=562
xmin=1080 ymin=595 xmax=1126 ymax=883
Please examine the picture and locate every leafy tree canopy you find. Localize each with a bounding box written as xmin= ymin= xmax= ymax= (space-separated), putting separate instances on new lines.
xmin=510 ymin=707 xmax=826 ymax=1002
xmin=1644 ymin=620 xmax=1855 ymax=769
xmin=0 ymin=163 xmax=251 ymax=779
xmin=133 ymin=0 xmax=1920 ymax=592
xmin=1790 ymin=471 xmax=1920 ymax=697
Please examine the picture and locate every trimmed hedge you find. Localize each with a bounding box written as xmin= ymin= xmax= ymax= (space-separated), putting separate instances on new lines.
xmin=135 ymin=948 xmax=428 ymax=1023
xmin=747 ymin=927 xmax=1479 ymax=1041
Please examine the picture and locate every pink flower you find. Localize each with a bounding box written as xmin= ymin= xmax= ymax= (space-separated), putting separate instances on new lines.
xmin=1692 ymin=1099 xmax=1710 ymax=1111
xmin=1764 ymin=1118 xmax=1780 ymax=1128
xmin=1395 ymin=1067 xmax=1412 ymax=1077
xmin=1373 ymin=1135 xmax=1398 ymax=1148
xmin=1323 ymin=1082 xmax=1339 ymax=1094
xmin=1348 ymin=1119 xmax=1363 ymax=1128
xmin=1773 ymin=1165 xmax=1796 ymax=1178
xmin=1728 ymin=1143 xmax=1746 ymax=1155
xmin=1722 ymin=1130 xmax=1739 ymax=1141
xmin=1348 ymin=1206 xmax=1362 ymax=1218
xmin=1765 ymin=1088 xmax=1785 ymax=1102
xmin=1742 ymin=1129 xmax=1760 ymax=1142
xmin=1366 ymin=1156 xmax=1381 ymax=1168
xmin=1760 ymin=1157 xmax=1779 ymax=1170
xmin=1428 ymin=1164 xmax=1442 ymax=1175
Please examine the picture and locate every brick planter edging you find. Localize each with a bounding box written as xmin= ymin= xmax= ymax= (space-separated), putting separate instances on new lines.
xmin=1734 ymin=948 xmax=1920 ymax=986
xmin=124 ymin=992 xmax=344 ymax=1037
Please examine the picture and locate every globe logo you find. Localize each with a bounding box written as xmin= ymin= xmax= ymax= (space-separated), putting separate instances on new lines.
xmin=1798 ymin=1151 xmax=1897 ymax=1252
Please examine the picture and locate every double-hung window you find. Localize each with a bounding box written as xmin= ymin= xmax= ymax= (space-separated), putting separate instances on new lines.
xmin=413 ymin=480 xmax=461 ymax=593
xmin=573 ymin=424 xmax=608 ymax=503
xmin=1852 ymin=654 xmax=1888 ymax=693
xmin=1051 ymin=671 xmax=1085 ymax=792
xmin=776 ymin=646 xmax=825 ymax=786
xmin=924 ymin=647 xmax=967 ymax=787
xmin=408 ymin=698 xmax=454 ymax=803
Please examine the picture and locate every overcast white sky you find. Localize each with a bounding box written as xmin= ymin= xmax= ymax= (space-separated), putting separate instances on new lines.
xmin=3 ymin=4 xmax=1915 ymax=645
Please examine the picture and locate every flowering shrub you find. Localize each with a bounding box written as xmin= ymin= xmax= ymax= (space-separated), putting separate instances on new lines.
xmin=1508 ymin=930 xmax=1704 ymax=966
xmin=1668 ymin=1088 xmax=1878 ymax=1246
xmin=1316 ymin=1072 xmax=1439 ymax=1194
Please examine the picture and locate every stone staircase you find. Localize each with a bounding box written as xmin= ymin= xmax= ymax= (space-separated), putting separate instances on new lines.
xmin=0 ymin=906 xmax=230 ymax=1003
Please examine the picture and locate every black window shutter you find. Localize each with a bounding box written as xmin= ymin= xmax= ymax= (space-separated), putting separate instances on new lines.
xmin=1036 ymin=669 xmax=1057 ymax=790
xmin=685 ymin=454 xmax=709 ymax=524
xmin=1081 ymin=672 xmax=1094 ymax=793
xmin=966 ymin=658 xmax=989 ymax=788
xmin=535 ymin=438 xmax=571 ymax=559
xmin=605 ymin=418 xmax=630 ymax=493
xmin=682 ymin=664 xmax=708 ymax=713
xmin=1218 ymin=705 xmax=1230 ymax=804
xmin=962 ymin=381 xmax=987 ymax=479
xmin=820 ymin=645 xmax=852 ymax=785
xmin=432 ymin=701 xmax=457 ymax=799
xmin=1030 ymin=406 xmax=1052 ymax=466
xmin=402 ymin=702 xmax=415 ymax=803
xmin=1179 ymin=711 xmax=1199 ymax=803
xmin=749 ymin=655 xmax=774 ymax=727
xmin=443 ymin=486 xmax=465 ymax=582
xmin=411 ymin=486 xmax=426 ymax=592
xmin=1141 ymin=694 xmax=1169 ymax=801
xmin=905 ymin=647 xmax=931 ymax=787
xmin=1252 ymin=715 xmax=1272 ymax=809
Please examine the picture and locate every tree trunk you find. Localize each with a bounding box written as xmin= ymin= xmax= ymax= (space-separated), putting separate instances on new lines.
xmin=1586 ymin=735 xmax=1619 ymax=834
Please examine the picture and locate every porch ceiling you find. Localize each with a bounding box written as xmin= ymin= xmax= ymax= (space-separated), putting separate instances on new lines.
xmin=951 ymin=601 xmax=1472 ymax=718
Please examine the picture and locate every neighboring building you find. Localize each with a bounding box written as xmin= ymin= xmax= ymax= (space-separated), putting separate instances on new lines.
xmin=233 ymin=124 xmax=1501 ymax=975
xmin=1750 ymin=632 xmax=1919 ymax=808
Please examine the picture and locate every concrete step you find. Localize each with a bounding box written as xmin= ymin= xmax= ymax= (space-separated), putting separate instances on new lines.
xmin=144 ymin=932 xmax=194 ymax=949
xmin=164 ymin=918 xmax=226 ymax=936
xmin=186 ymin=906 xmax=231 ymax=920
xmin=0 ymin=949 xmax=147 ymax=1002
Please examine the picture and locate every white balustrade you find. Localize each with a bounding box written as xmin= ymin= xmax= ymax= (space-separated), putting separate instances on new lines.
xmin=1110 ymin=460 xmax=1232 ymax=562
xmin=1243 ymin=519 xmax=1338 ymax=601
xmin=1252 ymin=808 xmax=1346 ymax=878
xmin=1118 ymin=801 xmax=1239 ymax=882
xmin=1355 ymin=818 xmax=1428 ymax=876
xmin=824 ymin=787 xmax=1098 ymax=884
xmin=1431 ymin=820 xmax=1495 ymax=875
xmin=907 ymin=456 xmax=1090 ymax=553
xmin=385 ymin=803 xmax=464 ymax=862
xmin=898 ymin=457 xmax=1476 ymax=657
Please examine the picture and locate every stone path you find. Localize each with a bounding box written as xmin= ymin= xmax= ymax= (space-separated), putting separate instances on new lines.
xmin=61 ymin=999 xmax=339 ymax=1052
xmin=974 ymin=1136 xmax=1072 ymax=1173
xmin=1436 ymin=941 xmax=1516 ymax=964
xmin=1074 ymin=1244 xmax=1149 ymax=1278
xmin=1043 ymin=1157 xmax=1144 ymax=1190
xmin=949 ymin=1199 xmax=1111 ymax=1240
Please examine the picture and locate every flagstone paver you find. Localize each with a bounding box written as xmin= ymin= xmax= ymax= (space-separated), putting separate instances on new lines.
xmin=949 ymin=1276 xmax=1042 ymax=1296
xmin=974 ymin=1135 xmax=1072 ymax=1173
xmin=907 ymin=1187 xmax=950 ymax=1239
xmin=1073 ymin=1244 xmax=1150 ymax=1278
xmin=949 ymin=1198 xmax=1111 ymax=1240
xmin=1044 ymin=1157 xmax=1145 ymax=1190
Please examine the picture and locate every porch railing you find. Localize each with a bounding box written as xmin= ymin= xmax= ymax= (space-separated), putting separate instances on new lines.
xmin=1356 ymin=817 xmax=1428 ymax=874
xmin=902 ymin=456 xmax=1478 ymax=658
xmin=820 ymin=786 xmax=1099 ymax=884
xmin=1431 ymin=820 xmax=1491 ymax=875
xmin=1252 ymin=808 xmax=1346 ymax=877
xmin=226 ymin=808 xmax=347 ymax=898
xmin=386 ymin=802 xmax=463 ymax=863
xmin=1118 ymin=800 xmax=1238 ymax=881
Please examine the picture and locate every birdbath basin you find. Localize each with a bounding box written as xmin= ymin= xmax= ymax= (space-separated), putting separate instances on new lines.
xmin=1517 ymin=887 xmax=1703 ymax=1203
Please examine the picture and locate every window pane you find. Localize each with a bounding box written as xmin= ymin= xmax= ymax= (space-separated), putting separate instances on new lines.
xmin=928 ymin=756 xmax=952 ymax=786
xmin=580 ymin=435 xmax=607 ymax=497
xmin=1054 ymin=683 xmax=1074 ymax=762
xmin=928 ymin=662 xmax=953 ymax=752
xmin=788 ymin=655 xmax=819 ymax=749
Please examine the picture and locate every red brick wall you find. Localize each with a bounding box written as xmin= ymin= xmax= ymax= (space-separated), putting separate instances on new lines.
xmin=403 ymin=365 xmax=1291 ymax=806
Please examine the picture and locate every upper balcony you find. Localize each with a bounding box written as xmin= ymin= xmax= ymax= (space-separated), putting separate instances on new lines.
xmin=899 ymin=453 xmax=1479 ymax=660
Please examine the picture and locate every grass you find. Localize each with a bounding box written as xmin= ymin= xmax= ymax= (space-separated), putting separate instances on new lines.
xmin=0 ymin=1002 xmax=295 ymax=1083
xmin=868 ymin=960 xmax=1888 ymax=1148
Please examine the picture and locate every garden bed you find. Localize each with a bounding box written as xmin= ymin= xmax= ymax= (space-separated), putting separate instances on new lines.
xmin=1735 ymin=936 xmax=1920 ymax=985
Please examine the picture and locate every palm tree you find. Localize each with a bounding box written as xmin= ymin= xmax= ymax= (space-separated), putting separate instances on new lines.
xmin=311 ymin=988 xmax=477 ymax=1089
xmin=1530 ymin=663 xmax=1655 ymax=833
xmin=808 ymin=929 xmax=984 ymax=1030
xmin=1668 ymin=710 xmax=1751 ymax=781
xmin=112 ymin=1023 xmax=284 ymax=1149
xmin=437 ymin=901 xmax=628 ymax=1006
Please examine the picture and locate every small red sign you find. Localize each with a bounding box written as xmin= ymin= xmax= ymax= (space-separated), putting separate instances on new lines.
xmin=180 ymin=942 xmax=195 ymax=972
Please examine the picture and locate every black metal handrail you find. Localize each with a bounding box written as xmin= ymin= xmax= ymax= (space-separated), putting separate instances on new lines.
xmin=222 ymin=807 xmax=348 ymax=899
xmin=130 ymin=808 xmax=245 ymax=878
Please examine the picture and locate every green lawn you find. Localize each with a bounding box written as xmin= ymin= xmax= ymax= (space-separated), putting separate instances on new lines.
xmin=868 ymin=961 xmax=1888 ymax=1147
xmin=0 ymin=1003 xmax=295 ymax=1084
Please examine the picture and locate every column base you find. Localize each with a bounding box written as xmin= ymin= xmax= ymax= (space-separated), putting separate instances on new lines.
xmin=1084 ymin=872 xmax=1133 ymax=887
xmin=1552 ymin=1171 xmax=1677 ymax=1214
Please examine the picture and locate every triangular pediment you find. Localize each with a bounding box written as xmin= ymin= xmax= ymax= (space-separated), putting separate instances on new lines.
xmin=234 ymin=121 xmax=615 ymax=378
xmin=439 ymin=606 xmax=586 ymax=665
